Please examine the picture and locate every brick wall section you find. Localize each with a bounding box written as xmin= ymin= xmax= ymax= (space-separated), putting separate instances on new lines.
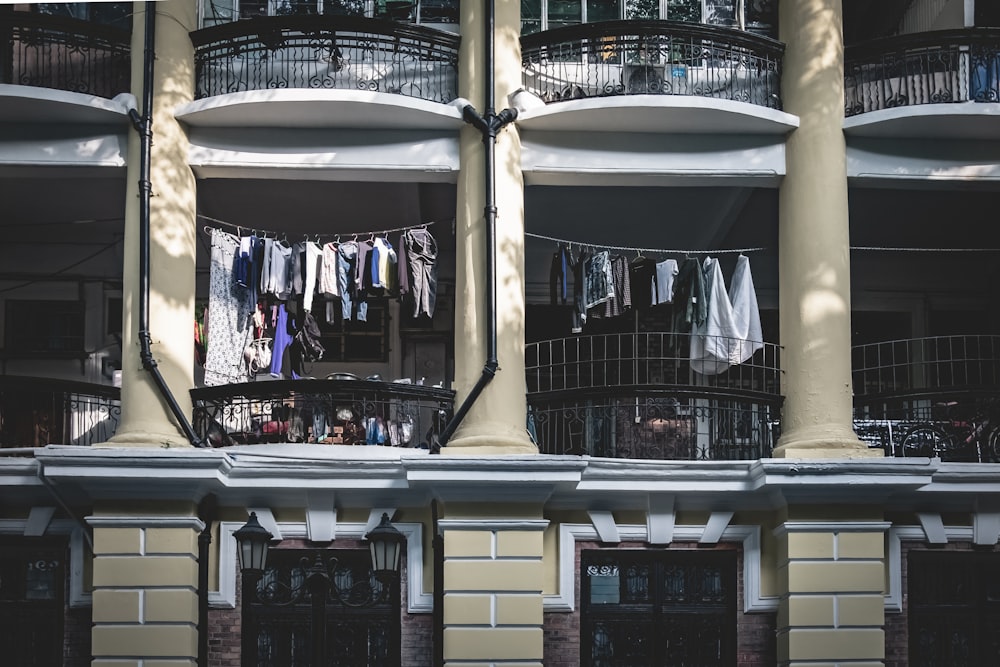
xmin=65 ymin=598 xmax=93 ymax=667
xmin=207 ymin=537 xmax=431 ymax=667
xmin=884 ymin=540 xmax=1000 ymax=667
xmin=543 ymin=540 xmax=776 ymax=666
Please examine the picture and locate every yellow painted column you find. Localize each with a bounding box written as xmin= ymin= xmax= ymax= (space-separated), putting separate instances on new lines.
xmin=448 ymin=0 xmax=535 ymax=452
xmin=441 ymin=514 xmax=547 ymax=665
xmin=110 ymin=0 xmax=197 ymax=448
xmin=775 ymin=519 xmax=888 ymax=667
xmin=89 ymin=504 xmax=201 ymax=667
xmin=774 ymin=0 xmax=873 ymax=458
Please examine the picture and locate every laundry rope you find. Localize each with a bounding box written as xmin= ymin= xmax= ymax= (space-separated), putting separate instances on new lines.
xmin=198 ymin=213 xmax=441 ymax=242
xmin=525 ymin=232 xmax=765 ymax=255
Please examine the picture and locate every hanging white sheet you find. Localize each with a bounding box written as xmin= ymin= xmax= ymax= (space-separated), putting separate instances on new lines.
xmin=690 ymin=254 xmax=763 ymax=375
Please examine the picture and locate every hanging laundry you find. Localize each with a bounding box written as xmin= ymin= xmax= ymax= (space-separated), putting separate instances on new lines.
xmin=204 ymin=229 xmax=255 ymax=386
xmin=550 ymin=243 xmax=571 ymax=305
xmin=570 ymin=248 xmax=588 ymax=334
xmin=591 ymin=254 xmax=632 ymax=319
xmin=583 ymin=250 xmax=614 ymax=310
xmin=302 ymin=241 xmax=322 ymax=312
xmin=628 ymin=256 xmax=657 ymax=311
xmin=261 ymin=240 xmax=292 ymax=300
xmin=318 ymin=241 xmax=340 ymax=297
xmin=672 ymin=257 xmax=708 ymax=333
xmin=399 ymin=227 xmax=438 ymax=319
xmin=654 ymin=258 xmax=679 ymax=305
xmin=689 ymin=255 xmax=763 ymax=375
xmin=336 ymin=240 xmax=360 ymax=322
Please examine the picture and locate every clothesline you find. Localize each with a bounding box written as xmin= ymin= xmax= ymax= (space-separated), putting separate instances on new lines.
xmin=527 ymin=232 xmax=1000 ymax=254
xmin=525 ymin=232 xmax=765 ymax=255
xmin=198 ymin=213 xmax=441 ymax=242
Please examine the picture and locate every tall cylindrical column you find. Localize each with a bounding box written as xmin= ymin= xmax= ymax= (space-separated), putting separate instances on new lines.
xmin=774 ymin=0 xmax=872 ymax=457
xmin=110 ymin=0 xmax=198 ymax=448
xmin=448 ymin=0 xmax=535 ymax=452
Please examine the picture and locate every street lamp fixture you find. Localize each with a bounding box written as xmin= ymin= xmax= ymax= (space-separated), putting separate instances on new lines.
xmin=232 ymin=511 xmax=272 ymax=574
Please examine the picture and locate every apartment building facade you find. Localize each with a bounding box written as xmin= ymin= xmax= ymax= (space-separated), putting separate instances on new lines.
xmin=1 ymin=0 xmax=1000 ymax=664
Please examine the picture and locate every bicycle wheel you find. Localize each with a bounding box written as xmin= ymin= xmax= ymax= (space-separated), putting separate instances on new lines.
xmin=901 ymin=425 xmax=947 ymax=457
xmin=987 ymin=427 xmax=1000 ymax=463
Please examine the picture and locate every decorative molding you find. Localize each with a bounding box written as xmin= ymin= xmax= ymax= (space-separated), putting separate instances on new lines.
xmin=701 ymin=511 xmax=735 ymax=545
xmin=84 ymin=516 xmax=206 ymax=531
xmin=647 ymin=494 xmax=675 ymax=545
xmin=436 ymin=519 xmax=550 ymax=534
xmin=25 ymin=507 xmax=55 ymax=537
xmin=916 ymin=513 xmax=947 ymax=544
xmin=587 ymin=511 xmax=620 ymax=543
xmin=886 ymin=526 xmax=974 ymax=612
xmin=214 ymin=520 xmax=432 ymax=613
xmin=306 ymin=493 xmax=337 ymax=542
xmin=546 ymin=523 xmax=775 ymax=614
xmin=772 ymin=521 xmax=893 ymax=537
xmin=974 ymin=503 xmax=1000 ymax=546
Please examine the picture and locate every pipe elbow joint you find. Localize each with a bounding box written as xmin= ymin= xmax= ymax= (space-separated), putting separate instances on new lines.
xmin=127 ymin=108 xmax=142 ymax=131
xmin=496 ymin=107 xmax=518 ymax=126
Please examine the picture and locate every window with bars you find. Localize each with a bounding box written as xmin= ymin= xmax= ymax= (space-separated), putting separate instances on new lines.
xmin=908 ymin=551 xmax=1000 ymax=666
xmin=4 ymin=300 xmax=85 ymax=356
xmin=581 ymin=549 xmax=737 ymax=666
xmin=246 ymin=548 xmax=400 ymax=667
xmin=0 ymin=540 xmax=66 ymax=667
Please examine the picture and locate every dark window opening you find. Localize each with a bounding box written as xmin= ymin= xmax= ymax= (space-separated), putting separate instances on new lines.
xmin=4 ymin=300 xmax=85 ymax=355
xmin=908 ymin=551 xmax=1000 ymax=665
xmin=318 ymin=300 xmax=390 ymax=363
xmin=0 ymin=539 xmax=66 ymax=667
xmin=246 ymin=548 xmax=401 ymax=667
xmin=581 ymin=549 xmax=737 ymax=666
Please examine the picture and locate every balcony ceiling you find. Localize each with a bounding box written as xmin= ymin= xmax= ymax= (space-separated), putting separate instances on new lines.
xmin=175 ymin=89 xmax=465 ymax=130
xmin=514 ymin=95 xmax=798 ymax=135
xmin=0 ymin=85 xmax=135 ymax=125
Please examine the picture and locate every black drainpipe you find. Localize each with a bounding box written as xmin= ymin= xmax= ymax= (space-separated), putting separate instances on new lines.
xmin=128 ymin=1 xmax=204 ymax=447
xmin=197 ymin=494 xmax=217 ymax=667
xmin=436 ymin=0 xmax=517 ymax=447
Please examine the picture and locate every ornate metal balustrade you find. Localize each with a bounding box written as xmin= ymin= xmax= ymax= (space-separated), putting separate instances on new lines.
xmin=190 ymin=378 xmax=453 ymax=448
xmin=852 ymin=335 xmax=1000 ymax=460
xmin=190 ymin=16 xmax=460 ymax=102
xmin=0 ymin=11 xmax=130 ymax=97
xmin=0 ymin=376 xmax=121 ymax=448
xmin=845 ymin=28 xmax=1000 ymax=116
xmin=526 ymin=333 xmax=782 ymax=460
xmin=520 ymin=20 xmax=783 ymax=108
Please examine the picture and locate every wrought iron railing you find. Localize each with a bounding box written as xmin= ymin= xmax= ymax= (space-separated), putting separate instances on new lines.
xmin=845 ymin=28 xmax=1000 ymax=116
xmin=520 ymin=20 xmax=783 ymax=108
xmin=526 ymin=333 xmax=782 ymax=460
xmin=852 ymin=335 xmax=1000 ymax=460
xmin=0 ymin=11 xmax=130 ymax=97
xmin=852 ymin=335 xmax=1000 ymax=398
xmin=0 ymin=376 xmax=121 ymax=447
xmin=190 ymin=378 xmax=453 ymax=447
xmin=190 ymin=16 xmax=460 ymax=103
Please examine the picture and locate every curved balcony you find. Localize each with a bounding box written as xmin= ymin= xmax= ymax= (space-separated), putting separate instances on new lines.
xmin=844 ymin=28 xmax=1000 ymax=131
xmin=526 ymin=332 xmax=782 ymax=460
xmin=0 ymin=11 xmax=130 ymax=98
xmin=0 ymin=376 xmax=120 ymax=448
xmin=190 ymin=378 xmax=454 ymax=448
xmin=190 ymin=16 xmax=460 ymax=104
xmin=852 ymin=335 xmax=1000 ymax=461
xmin=520 ymin=20 xmax=783 ymax=109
